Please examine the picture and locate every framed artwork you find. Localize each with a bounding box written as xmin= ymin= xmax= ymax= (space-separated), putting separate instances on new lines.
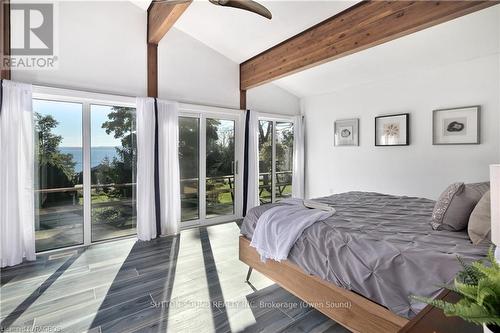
xmin=334 ymin=118 xmax=359 ymax=146
xmin=433 ymin=106 xmax=480 ymax=145
xmin=375 ymin=113 xmax=409 ymax=146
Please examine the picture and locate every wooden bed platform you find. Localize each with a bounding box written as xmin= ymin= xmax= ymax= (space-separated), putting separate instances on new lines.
xmin=239 ymin=236 xmax=409 ymax=333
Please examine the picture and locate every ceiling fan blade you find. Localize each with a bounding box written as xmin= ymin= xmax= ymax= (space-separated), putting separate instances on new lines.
xmin=151 ymin=0 xmax=192 ymax=5
xmin=209 ymin=0 xmax=272 ymax=20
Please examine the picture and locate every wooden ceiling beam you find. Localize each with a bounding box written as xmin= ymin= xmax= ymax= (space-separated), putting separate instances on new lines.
xmin=148 ymin=0 xmax=192 ymax=44
xmin=147 ymin=0 xmax=191 ymax=97
xmin=240 ymin=1 xmax=499 ymax=90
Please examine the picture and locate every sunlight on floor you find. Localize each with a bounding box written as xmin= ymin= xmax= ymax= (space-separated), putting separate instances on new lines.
xmin=163 ymin=227 xmax=214 ymax=332
xmin=0 ymin=223 xmax=275 ymax=332
xmin=207 ymin=223 xmax=274 ymax=332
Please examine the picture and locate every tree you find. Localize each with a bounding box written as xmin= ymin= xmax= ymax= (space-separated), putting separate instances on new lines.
xmin=206 ymin=118 xmax=234 ymax=178
xmin=101 ymin=106 xmax=136 ymax=168
xmin=35 ymin=112 xmax=76 ymax=188
xmin=99 ymin=106 xmax=136 ymax=197
xmin=179 ymin=118 xmax=221 ymax=179
xmin=258 ymin=121 xmax=294 ymax=187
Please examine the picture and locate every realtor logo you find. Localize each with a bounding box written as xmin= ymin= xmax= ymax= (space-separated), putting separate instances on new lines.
xmin=11 ymin=3 xmax=54 ymax=55
xmin=4 ymin=2 xmax=58 ymax=70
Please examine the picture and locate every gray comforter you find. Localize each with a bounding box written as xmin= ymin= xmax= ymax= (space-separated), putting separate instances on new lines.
xmin=240 ymin=191 xmax=490 ymax=319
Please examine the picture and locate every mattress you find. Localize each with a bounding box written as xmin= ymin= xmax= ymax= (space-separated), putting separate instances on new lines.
xmin=240 ymin=191 xmax=490 ymax=319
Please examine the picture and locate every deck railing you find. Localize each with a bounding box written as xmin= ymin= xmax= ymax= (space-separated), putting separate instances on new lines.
xmin=35 ymin=170 xmax=293 ymax=208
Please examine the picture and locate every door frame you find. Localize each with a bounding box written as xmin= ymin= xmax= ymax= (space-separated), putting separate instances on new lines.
xmin=179 ymin=103 xmax=244 ymax=229
xmin=30 ymin=86 xmax=245 ymax=253
xmin=33 ymin=85 xmax=137 ymax=251
xmin=257 ymin=113 xmax=296 ymax=203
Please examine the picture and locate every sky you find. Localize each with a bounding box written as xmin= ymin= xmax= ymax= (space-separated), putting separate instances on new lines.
xmin=33 ymin=99 xmax=122 ymax=147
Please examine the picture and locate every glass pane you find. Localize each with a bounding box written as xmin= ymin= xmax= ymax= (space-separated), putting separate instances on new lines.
xmin=275 ymin=122 xmax=294 ymax=201
xmin=91 ymin=105 xmax=137 ymax=242
xmin=34 ymin=99 xmax=84 ymax=252
xmin=206 ymin=118 xmax=235 ymax=218
xmin=179 ymin=117 xmax=200 ymax=221
xmin=258 ymin=120 xmax=273 ymax=204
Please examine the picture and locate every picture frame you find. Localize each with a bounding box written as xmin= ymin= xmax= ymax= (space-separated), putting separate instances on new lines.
xmin=375 ymin=113 xmax=409 ymax=146
xmin=334 ymin=118 xmax=359 ymax=146
xmin=432 ymin=106 xmax=480 ymax=145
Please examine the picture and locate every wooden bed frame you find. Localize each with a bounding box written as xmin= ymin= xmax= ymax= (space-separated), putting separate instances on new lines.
xmin=239 ymin=236 xmax=409 ymax=333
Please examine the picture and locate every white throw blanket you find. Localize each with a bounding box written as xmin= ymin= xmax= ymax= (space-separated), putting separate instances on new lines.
xmin=250 ymin=199 xmax=335 ymax=262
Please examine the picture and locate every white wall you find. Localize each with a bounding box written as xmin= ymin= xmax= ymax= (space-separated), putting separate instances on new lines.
xmin=158 ymin=28 xmax=300 ymax=114
xmin=12 ymin=1 xmax=147 ymax=97
xmin=12 ymin=0 xmax=299 ymax=114
xmin=303 ymin=54 xmax=500 ymax=200
xmin=301 ymin=6 xmax=500 ymax=200
xmin=247 ymin=83 xmax=300 ymax=115
xmin=158 ymin=28 xmax=239 ymax=108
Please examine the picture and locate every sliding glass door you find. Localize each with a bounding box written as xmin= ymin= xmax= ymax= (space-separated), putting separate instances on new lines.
xmin=33 ymin=91 xmax=137 ymax=252
xmin=34 ymin=99 xmax=84 ymax=252
xmin=179 ymin=117 xmax=200 ymax=221
xmin=206 ymin=118 xmax=235 ymax=218
xmin=275 ymin=122 xmax=294 ymax=201
xmin=258 ymin=120 xmax=273 ymax=204
xmin=90 ymin=105 xmax=137 ymax=242
xmin=258 ymin=118 xmax=294 ymax=204
xmin=179 ymin=110 xmax=242 ymax=226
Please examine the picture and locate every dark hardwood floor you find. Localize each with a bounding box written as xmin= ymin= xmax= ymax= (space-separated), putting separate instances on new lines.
xmin=0 ymin=222 xmax=349 ymax=333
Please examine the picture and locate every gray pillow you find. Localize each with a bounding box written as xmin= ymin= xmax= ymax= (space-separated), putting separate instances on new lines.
xmin=431 ymin=182 xmax=490 ymax=231
xmin=468 ymin=191 xmax=491 ymax=245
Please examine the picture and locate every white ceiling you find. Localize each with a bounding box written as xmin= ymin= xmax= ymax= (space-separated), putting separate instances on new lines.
xmin=174 ymin=0 xmax=357 ymax=63
xmin=131 ymin=1 xmax=499 ymax=98
xmin=129 ymin=0 xmax=151 ymax=11
xmin=273 ymin=5 xmax=500 ymax=98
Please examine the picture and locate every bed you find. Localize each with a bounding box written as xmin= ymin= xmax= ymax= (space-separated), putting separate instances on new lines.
xmin=239 ymin=191 xmax=490 ymax=333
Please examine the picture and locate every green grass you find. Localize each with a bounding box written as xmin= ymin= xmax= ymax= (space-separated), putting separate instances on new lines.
xmin=82 ymin=182 xmax=292 ymax=207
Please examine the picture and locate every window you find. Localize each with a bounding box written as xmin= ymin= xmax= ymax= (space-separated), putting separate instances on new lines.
xmin=179 ymin=116 xmax=200 ymax=221
xmin=33 ymin=88 xmax=136 ymax=252
xmin=178 ymin=106 xmax=243 ymax=227
xmin=206 ymin=118 xmax=235 ymax=218
xmin=258 ymin=119 xmax=294 ymax=204
xmin=258 ymin=120 xmax=273 ymax=204
xmin=34 ymin=99 xmax=84 ymax=252
xmin=90 ymin=105 xmax=136 ymax=242
xmin=275 ymin=122 xmax=294 ymax=201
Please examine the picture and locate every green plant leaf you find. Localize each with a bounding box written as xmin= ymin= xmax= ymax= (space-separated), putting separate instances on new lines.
xmin=411 ymin=246 xmax=500 ymax=325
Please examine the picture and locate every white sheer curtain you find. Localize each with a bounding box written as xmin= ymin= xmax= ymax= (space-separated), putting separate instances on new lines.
xmin=136 ymin=97 xmax=157 ymax=241
xmin=156 ymin=99 xmax=181 ymax=236
xmin=292 ymin=115 xmax=305 ymax=199
xmin=245 ymin=110 xmax=260 ymax=214
xmin=0 ymin=80 xmax=36 ymax=267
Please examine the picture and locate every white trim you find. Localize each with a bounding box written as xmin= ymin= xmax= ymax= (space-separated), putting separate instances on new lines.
xmin=258 ymin=112 xmax=295 ymax=123
xmin=31 ymin=85 xmax=245 ymax=247
xmin=33 ymin=85 xmax=136 ymax=107
xmin=82 ymin=102 xmax=91 ymax=245
xmin=32 ymin=86 xmax=138 ymax=253
xmin=258 ymin=117 xmax=295 ymax=204
xmin=200 ymin=116 xmax=207 ymax=223
xmin=179 ymin=102 xmax=242 ymax=116
xmin=178 ymin=105 xmax=244 ymax=229
xmin=36 ymin=234 xmax=138 ymax=256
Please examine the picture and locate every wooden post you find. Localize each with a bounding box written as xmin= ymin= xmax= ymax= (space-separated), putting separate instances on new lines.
xmin=147 ymin=43 xmax=158 ymax=98
xmin=1 ymin=0 xmax=10 ymax=80
xmin=240 ymin=90 xmax=246 ymax=110
xmin=147 ymin=1 xmax=192 ymax=98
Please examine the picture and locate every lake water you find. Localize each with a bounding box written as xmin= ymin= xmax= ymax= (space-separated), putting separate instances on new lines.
xmin=60 ymin=147 xmax=119 ymax=173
